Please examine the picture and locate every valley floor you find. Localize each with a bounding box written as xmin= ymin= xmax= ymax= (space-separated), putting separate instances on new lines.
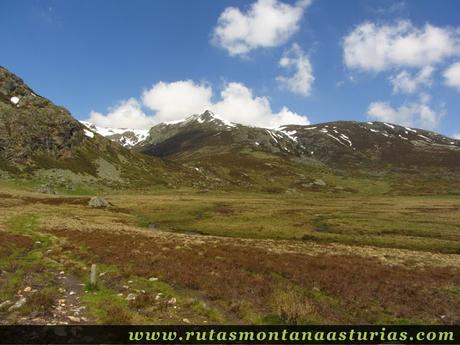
xmin=0 ymin=184 xmax=459 ymax=324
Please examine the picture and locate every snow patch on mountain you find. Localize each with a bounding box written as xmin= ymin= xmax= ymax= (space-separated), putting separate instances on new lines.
xmin=80 ymin=121 xmax=149 ymax=147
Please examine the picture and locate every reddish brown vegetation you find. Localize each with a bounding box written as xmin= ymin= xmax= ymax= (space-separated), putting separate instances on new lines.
xmin=48 ymin=228 xmax=460 ymax=324
xmin=22 ymin=196 xmax=90 ymax=206
xmin=0 ymin=231 xmax=33 ymax=257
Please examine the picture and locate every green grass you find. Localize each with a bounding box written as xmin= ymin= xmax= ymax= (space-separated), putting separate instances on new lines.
xmin=1 ymin=184 xmax=459 ymax=324
xmin=118 ymin=192 xmax=460 ymax=253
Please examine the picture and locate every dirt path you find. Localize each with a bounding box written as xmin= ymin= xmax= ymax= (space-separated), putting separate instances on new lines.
xmin=17 ymin=272 xmax=94 ymax=325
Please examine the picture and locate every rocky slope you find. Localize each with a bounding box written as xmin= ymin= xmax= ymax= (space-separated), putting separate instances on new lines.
xmin=0 ymin=66 xmax=193 ymax=188
xmin=2 ymin=66 xmax=459 ymax=193
xmin=134 ymin=111 xmax=460 ymax=193
xmin=138 ymin=111 xmax=460 ymax=169
xmin=80 ymin=121 xmax=149 ymax=148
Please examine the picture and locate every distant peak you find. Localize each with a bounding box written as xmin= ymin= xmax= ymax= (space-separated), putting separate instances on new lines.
xmin=201 ymin=110 xmax=215 ymax=118
xmin=185 ymin=110 xmax=216 ymax=122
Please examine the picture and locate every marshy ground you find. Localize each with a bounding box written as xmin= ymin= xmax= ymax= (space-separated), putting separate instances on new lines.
xmin=0 ymin=183 xmax=459 ymax=325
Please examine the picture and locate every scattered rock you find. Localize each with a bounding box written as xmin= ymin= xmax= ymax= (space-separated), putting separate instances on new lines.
xmin=126 ymin=293 xmax=136 ymax=301
xmin=67 ymin=316 xmax=81 ymax=323
xmin=167 ymin=297 xmax=177 ymax=305
xmin=148 ymin=223 xmax=158 ymax=230
xmin=182 ymin=318 xmax=190 ymax=324
xmin=8 ymin=297 xmax=27 ymax=311
xmin=148 ymin=277 xmax=159 ymax=282
xmin=88 ymin=197 xmax=110 ymax=208
xmin=0 ymin=300 xmax=13 ymax=310
xmin=58 ymin=299 xmax=66 ymax=306
xmin=39 ymin=183 xmax=56 ymax=194
xmin=23 ymin=287 xmax=32 ymax=293
xmin=313 ymin=179 xmax=326 ymax=186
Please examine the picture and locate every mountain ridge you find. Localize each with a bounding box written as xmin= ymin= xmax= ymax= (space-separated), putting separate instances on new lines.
xmin=0 ymin=66 xmax=198 ymax=189
xmin=2 ymin=66 xmax=460 ymax=194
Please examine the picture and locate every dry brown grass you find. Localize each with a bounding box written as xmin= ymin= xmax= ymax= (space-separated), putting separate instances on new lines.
xmin=0 ymin=231 xmax=33 ymax=257
xmin=22 ymin=288 xmax=58 ymax=315
xmin=101 ymin=304 xmax=133 ymax=324
xmin=271 ymin=287 xmax=317 ymax=324
xmin=47 ymin=227 xmax=460 ymax=324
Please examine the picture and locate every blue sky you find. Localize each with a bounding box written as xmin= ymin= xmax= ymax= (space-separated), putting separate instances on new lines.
xmin=1 ymin=0 xmax=460 ymax=137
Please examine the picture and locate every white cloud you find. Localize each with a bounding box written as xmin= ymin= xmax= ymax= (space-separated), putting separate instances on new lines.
xmin=443 ymin=61 xmax=460 ymax=91
xmin=86 ymin=81 xmax=309 ymax=129
xmin=212 ymin=0 xmax=312 ymax=56
xmin=142 ymin=81 xmax=212 ymax=122
xmin=212 ymin=82 xmax=309 ymax=127
xmin=389 ymin=66 xmax=434 ymax=94
xmin=87 ymin=98 xmax=154 ymax=129
xmin=343 ymin=20 xmax=460 ymax=72
xmin=276 ymin=43 xmax=314 ymax=96
xmin=453 ymin=133 xmax=460 ymax=139
xmin=367 ymin=96 xmax=443 ymax=130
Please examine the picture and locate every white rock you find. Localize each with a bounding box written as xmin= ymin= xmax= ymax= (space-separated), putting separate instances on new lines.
xmin=126 ymin=293 xmax=136 ymax=301
xmin=8 ymin=297 xmax=27 ymax=311
xmin=0 ymin=300 xmax=13 ymax=310
xmin=10 ymin=96 xmax=19 ymax=105
xmin=148 ymin=277 xmax=158 ymax=282
xmin=67 ymin=316 xmax=80 ymax=323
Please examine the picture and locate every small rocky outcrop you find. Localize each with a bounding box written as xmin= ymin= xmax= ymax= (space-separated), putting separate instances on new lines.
xmin=313 ymin=179 xmax=326 ymax=186
xmin=39 ymin=183 xmax=56 ymax=194
xmin=8 ymin=297 xmax=27 ymax=312
xmin=88 ymin=197 xmax=110 ymax=208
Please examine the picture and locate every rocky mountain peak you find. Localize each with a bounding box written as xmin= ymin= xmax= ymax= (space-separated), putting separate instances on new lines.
xmin=0 ymin=66 xmax=48 ymax=108
xmin=182 ymin=110 xmax=235 ymax=128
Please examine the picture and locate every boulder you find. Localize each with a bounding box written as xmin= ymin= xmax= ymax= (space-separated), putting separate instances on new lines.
xmin=8 ymin=297 xmax=26 ymax=312
xmin=0 ymin=300 xmax=13 ymax=310
xmin=39 ymin=183 xmax=56 ymax=194
xmin=126 ymin=293 xmax=136 ymax=301
xmin=88 ymin=197 xmax=110 ymax=208
xmin=313 ymin=179 xmax=327 ymax=186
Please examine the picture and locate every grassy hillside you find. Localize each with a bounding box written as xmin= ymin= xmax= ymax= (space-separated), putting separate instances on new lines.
xmin=0 ymin=66 xmax=202 ymax=189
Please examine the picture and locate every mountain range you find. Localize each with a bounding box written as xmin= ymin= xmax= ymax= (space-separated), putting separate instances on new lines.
xmin=2 ymin=66 xmax=460 ymax=194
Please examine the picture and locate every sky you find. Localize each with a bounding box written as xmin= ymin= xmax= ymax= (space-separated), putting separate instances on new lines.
xmin=1 ymin=0 xmax=460 ymax=138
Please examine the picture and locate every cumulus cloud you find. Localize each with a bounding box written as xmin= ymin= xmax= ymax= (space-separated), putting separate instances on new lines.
xmin=212 ymin=0 xmax=312 ymax=56
xmin=389 ymin=66 xmax=434 ymax=94
xmin=453 ymin=133 xmax=460 ymax=139
xmin=343 ymin=20 xmax=460 ymax=72
xmin=443 ymin=61 xmax=460 ymax=91
xmin=367 ymin=96 xmax=443 ymax=130
xmin=212 ymin=82 xmax=309 ymax=127
xmin=87 ymin=98 xmax=155 ymax=129
xmin=276 ymin=43 xmax=314 ymax=96
xmin=86 ymin=81 xmax=309 ymax=129
xmin=142 ymin=81 xmax=212 ymax=122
